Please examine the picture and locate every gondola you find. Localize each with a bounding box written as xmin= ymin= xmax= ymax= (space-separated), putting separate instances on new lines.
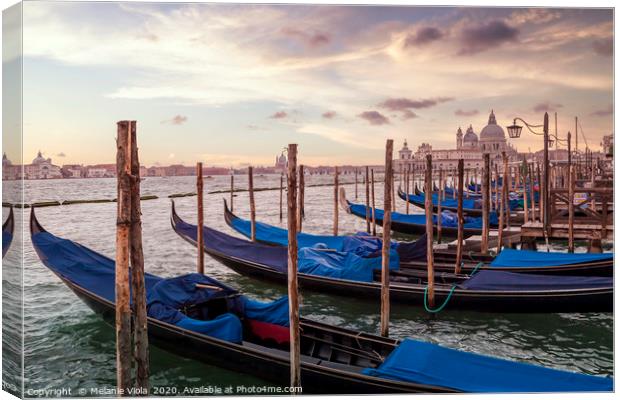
xmin=30 ymin=208 xmax=612 ymax=393
xmin=341 ymin=195 xmax=495 ymax=237
xmin=224 ymin=202 xmax=613 ymax=277
xmin=3 ymin=205 xmax=14 ymax=258
xmin=223 ymin=200 xmax=426 ymax=263
xmin=172 ymin=202 xmax=613 ymax=313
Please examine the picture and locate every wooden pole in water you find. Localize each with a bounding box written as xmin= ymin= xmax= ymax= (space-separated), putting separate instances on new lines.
xmin=405 ymin=165 xmax=410 ymax=215
xmin=568 ymin=164 xmax=575 ymax=253
xmin=455 ymin=159 xmax=464 ymax=274
xmin=355 ymin=168 xmax=359 ymax=200
xmin=128 ymin=121 xmax=149 ymax=394
xmin=380 ymin=140 xmax=393 ymax=337
xmin=392 ymin=171 xmax=396 ymax=212
xmin=115 ymin=121 xmax=133 ymax=394
xmin=522 ymin=158 xmax=529 ymax=223
xmin=279 ymin=173 xmax=284 ymax=221
xmin=497 ymin=152 xmax=507 ymax=252
xmin=481 ymin=154 xmax=490 ymax=255
xmin=504 ymin=161 xmax=511 ymax=229
xmin=436 ymin=168 xmax=443 ymax=244
xmin=333 ymin=167 xmax=339 ymax=236
xmin=248 ymin=166 xmax=256 ymax=242
xmin=297 ymin=165 xmax=304 ymax=232
xmin=424 ymin=155 xmax=435 ymax=308
xmin=230 ymin=173 xmax=234 ymax=212
xmin=286 ymin=144 xmax=301 ymax=389
xmin=196 ymin=162 xmax=205 ymax=274
xmin=371 ymin=169 xmax=377 ymax=236
xmin=365 ymin=166 xmax=370 ymax=233
xmin=537 ymin=163 xmax=543 ymax=223
xmin=493 ymin=164 xmax=499 ymax=211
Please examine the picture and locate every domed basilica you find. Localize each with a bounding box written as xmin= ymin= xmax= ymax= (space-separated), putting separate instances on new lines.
xmin=396 ymin=110 xmax=519 ymax=172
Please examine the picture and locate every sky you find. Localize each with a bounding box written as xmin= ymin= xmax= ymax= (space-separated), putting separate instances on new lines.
xmin=3 ymin=2 xmax=614 ymax=167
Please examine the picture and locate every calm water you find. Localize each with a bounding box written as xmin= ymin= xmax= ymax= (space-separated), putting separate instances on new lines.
xmin=2 ymin=175 xmax=614 ymax=395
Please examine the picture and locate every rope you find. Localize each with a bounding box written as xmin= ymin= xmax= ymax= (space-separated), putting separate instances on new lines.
xmin=424 ymin=285 xmax=457 ymax=313
xmin=469 ymin=262 xmax=484 ymax=276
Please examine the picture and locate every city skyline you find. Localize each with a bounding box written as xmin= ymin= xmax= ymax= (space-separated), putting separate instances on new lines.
xmin=3 ymin=3 xmax=613 ymax=167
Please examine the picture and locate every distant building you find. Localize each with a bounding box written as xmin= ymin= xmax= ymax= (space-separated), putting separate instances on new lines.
xmin=17 ymin=151 xmax=63 ymax=180
xmin=395 ymin=110 xmax=520 ymax=172
xmin=275 ymin=152 xmax=287 ymax=172
xmin=62 ymin=164 xmax=84 ymax=178
xmin=602 ymin=134 xmax=613 ymax=157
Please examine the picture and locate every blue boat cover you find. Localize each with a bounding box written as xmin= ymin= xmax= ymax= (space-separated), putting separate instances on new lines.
xmin=458 ymin=270 xmax=612 ymax=291
xmin=33 ymin=230 xmax=252 ymax=343
xmin=227 ymin=211 xmax=426 ymax=262
xmin=363 ymin=339 xmax=612 ymax=392
xmin=490 ymin=248 xmax=613 ymax=268
xmin=348 ymin=202 xmax=497 ymax=229
xmin=242 ymin=296 xmax=289 ymax=327
xmin=402 ymin=192 xmax=478 ymax=210
xmin=175 ymin=213 xmax=397 ymax=282
xmin=298 ymin=246 xmax=398 ymax=283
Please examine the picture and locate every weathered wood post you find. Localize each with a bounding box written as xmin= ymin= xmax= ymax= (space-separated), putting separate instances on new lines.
xmin=230 ymin=172 xmax=234 ymax=212
xmin=127 ymin=121 xmax=149 ymax=394
xmin=405 ymin=165 xmax=410 ymax=215
xmin=355 ymin=167 xmax=359 ymax=200
xmin=115 ymin=121 xmax=133 ymax=394
xmin=504 ymin=160 xmax=511 ymax=229
xmin=380 ymin=140 xmax=393 ymax=337
xmin=286 ymin=144 xmax=301 ymax=389
xmin=465 ymin=169 xmax=470 ymax=198
xmin=493 ymin=164 xmax=499 ymax=211
xmin=371 ymin=169 xmax=377 ymax=236
xmin=333 ymin=166 xmax=339 ymax=236
xmin=529 ymin=163 xmax=536 ymax=222
xmin=455 ymin=159 xmax=464 ymax=274
xmin=568 ymin=165 xmax=575 ymax=253
xmin=481 ymin=154 xmax=490 ymax=255
xmin=297 ymin=165 xmax=305 ymax=232
xmin=497 ymin=152 xmax=507 ymax=252
xmin=424 ymin=155 xmax=435 ymax=308
xmin=196 ymin=162 xmax=205 ymax=274
xmin=436 ymin=168 xmax=443 ymax=244
xmin=392 ymin=170 xmax=396 ymax=212
xmin=365 ymin=166 xmax=370 ymax=233
xmin=279 ymin=173 xmax=284 ymax=221
xmin=248 ymin=166 xmax=256 ymax=241
xmin=522 ymin=159 xmax=529 ymax=223
xmin=537 ymin=163 xmax=543 ymax=222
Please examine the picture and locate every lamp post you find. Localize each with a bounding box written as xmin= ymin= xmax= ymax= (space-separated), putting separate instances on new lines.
xmin=506 ymin=112 xmax=552 ymax=236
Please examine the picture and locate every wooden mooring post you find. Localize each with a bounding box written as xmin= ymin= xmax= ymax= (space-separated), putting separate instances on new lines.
xmin=436 ymin=168 xmax=443 ymax=244
xmin=568 ymin=165 xmax=575 ymax=253
xmin=279 ymin=173 xmax=284 ymax=221
xmin=248 ymin=166 xmax=256 ymax=241
xmin=196 ymin=163 xmax=205 ymax=274
xmin=286 ymin=144 xmax=301 ymax=389
xmin=115 ymin=120 xmax=149 ymax=394
xmin=424 ymin=155 xmax=435 ymax=308
xmin=481 ymin=154 xmax=490 ymax=255
xmin=380 ymin=140 xmax=393 ymax=337
xmin=497 ymin=152 xmax=507 ymax=252
xmin=455 ymin=159 xmax=464 ymax=274
xmin=128 ymin=121 xmax=149 ymax=394
xmin=405 ymin=165 xmax=410 ymax=215
xmin=333 ymin=167 xmax=339 ymax=236
xmin=230 ymin=173 xmax=234 ymax=212
xmin=371 ymin=169 xmax=377 ymax=236
xmin=297 ymin=165 xmax=305 ymax=232
xmin=365 ymin=166 xmax=370 ymax=233
xmin=355 ymin=168 xmax=359 ymax=200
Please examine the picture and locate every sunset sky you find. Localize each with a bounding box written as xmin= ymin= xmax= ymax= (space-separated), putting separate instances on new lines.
xmin=3 ymin=2 xmax=614 ymax=167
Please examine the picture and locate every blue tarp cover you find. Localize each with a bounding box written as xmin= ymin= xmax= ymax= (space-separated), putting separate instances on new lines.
xmin=348 ymin=202 xmax=497 ymax=229
xmin=298 ymin=246 xmax=399 ymax=282
xmin=175 ymin=214 xmax=399 ymax=282
xmin=458 ymin=270 xmax=612 ymax=291
xmin=227 ymin=212 xmax=425 ymax=261
xmin=33 ymin=231 xmax=240 ymax=343
xmin=490 ymin=249 xmax=613 ymax=268
xmin=242 ymin=296 xmax=290 ymax=327
xmin=363 ymin=339 xmax=612 ymax=392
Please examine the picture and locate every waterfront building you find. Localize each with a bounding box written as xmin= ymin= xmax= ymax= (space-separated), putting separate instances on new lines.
xmin=275 ymin=152 xmax=287 ymax=172
xmin=395 ymin=110 xmax=520 ymax=172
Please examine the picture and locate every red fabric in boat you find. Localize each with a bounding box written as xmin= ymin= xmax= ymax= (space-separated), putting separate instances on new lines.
xmin=247 ymin=319 xmax=290 ymax=345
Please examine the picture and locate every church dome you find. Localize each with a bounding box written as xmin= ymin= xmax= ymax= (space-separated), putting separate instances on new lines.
xmin=480 ymin=110 xmax=505 ymax=141
xmin=32 ymin=151 xmax=47 ymax=165
xmin=463 ymin=125 xmax=478 ymax=143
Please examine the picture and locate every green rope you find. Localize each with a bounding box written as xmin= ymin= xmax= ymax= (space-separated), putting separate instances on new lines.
xmin=469 ymin=262 xmax=484 ymax=276
xmin=424 ymin=285 xmax=457 ymax=313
